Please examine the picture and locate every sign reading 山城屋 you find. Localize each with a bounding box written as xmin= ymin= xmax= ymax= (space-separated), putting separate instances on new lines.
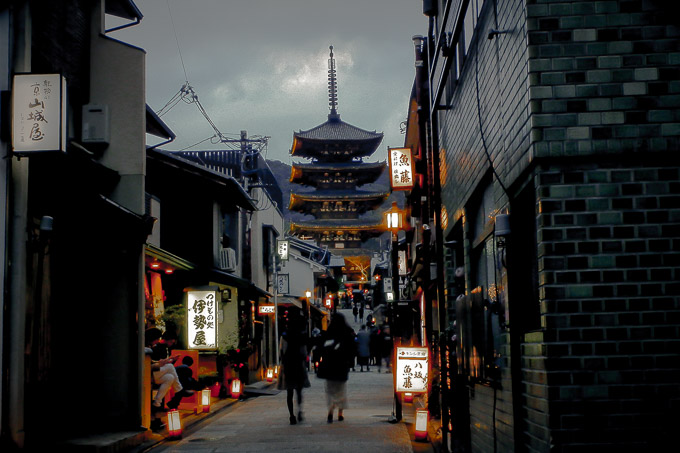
xmin=12 ymin=74 xmax=67 ymax=154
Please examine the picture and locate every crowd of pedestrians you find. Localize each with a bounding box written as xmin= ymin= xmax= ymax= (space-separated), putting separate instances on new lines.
xmin=280 ymin=304 xmax=394 ymax=426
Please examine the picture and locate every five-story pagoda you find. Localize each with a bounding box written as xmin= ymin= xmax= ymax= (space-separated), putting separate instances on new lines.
xmin=289 ymin=46 xmax=387 ymax=284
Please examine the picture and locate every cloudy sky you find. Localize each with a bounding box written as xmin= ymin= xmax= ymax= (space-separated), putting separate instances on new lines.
xmin=111 ymin=0 xmax=428 ymax=164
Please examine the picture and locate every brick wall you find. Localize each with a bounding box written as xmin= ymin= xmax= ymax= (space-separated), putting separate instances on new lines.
xmin=435 ymin=0 xmax=680 ymax=451
xmin=527 ymin=0 xmax=680 ymax=158
xmin=527 ymin=1 xmax=680 ymax=450
xmin=535 ymin=163 xmax=680 ymax=451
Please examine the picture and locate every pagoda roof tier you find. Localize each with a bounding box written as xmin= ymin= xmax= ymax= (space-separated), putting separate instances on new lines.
xmin=291 ymin=117 xmax=383 ymax=160
xmin=290 ymin=161 xmax=386 ymax=186
xmin=290 ymin=219 xmax=386 ymax=249
xmin=290 ymin=218 xmax=386 ymax=234
xmin=289 ymin=190 xmax=390 ymax=213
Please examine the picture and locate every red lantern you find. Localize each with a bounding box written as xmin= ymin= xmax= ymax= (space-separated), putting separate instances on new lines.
xmin=231 ymin=379 xmax=242 ymax=399
xmin=414 ymin=409 xmax=428 ymax=441
xmin=200 ymin=389 xmax=211 ymax=413
xmin=266 ymin=367 xmax=274 ymax=382
xmin=167 ymin=409 xmax=182 ymax=439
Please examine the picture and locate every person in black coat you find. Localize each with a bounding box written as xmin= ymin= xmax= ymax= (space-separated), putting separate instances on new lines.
xmin=277 ymin=311 xmax=310 ymax=425
xmin=317 ymin=312 xmax=354 ymax=423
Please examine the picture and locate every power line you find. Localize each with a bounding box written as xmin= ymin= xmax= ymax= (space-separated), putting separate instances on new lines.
xmin=166 ymin=0 xmax=189 ymax=83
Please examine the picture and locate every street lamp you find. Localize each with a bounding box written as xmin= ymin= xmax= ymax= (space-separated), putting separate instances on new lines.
xmin=384 ymin=202 xmax=403 ymax=300
xmin=305 ymin=288 xmax=312 ymax=337
xmin=384 ymin=201 xmax=404 ymax=422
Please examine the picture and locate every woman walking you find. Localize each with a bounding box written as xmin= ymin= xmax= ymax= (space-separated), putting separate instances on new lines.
xmin=277 ymin=310 xmax=310 ymax=425
xmin=317 ymin=312 xmax=354 ymax=423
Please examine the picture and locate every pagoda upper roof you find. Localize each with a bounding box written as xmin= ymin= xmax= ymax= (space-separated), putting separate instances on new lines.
xmin=291 ymin=116 xmax=383 ymax=160
xmin=290 ymin=161 xmax=386 ymax=185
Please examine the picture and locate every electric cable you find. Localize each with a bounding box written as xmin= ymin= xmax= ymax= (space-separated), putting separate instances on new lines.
xmin=166 ymin=0 xmax=189 ymax=84
xmin=474 ymin=15 xmax=509 ymax=198
xmin=178 ymin=136 xmax=216 ymax=151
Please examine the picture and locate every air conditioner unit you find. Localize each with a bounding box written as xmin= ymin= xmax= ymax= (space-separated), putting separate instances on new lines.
xmin=82 ymin=104 xmax=110 ymax=146
xmin=219 ymin=248 xmax=237 ymax=271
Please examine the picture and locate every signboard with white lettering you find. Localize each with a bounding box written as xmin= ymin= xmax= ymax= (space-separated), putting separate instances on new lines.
xmin=12 ymin=74 xmax=67 ymax=154
xmin=384 ymin=277 xmax=393 ymax=293
xmin=396 ymin=347 xmax=429 ymax=393
xmin=277 ymin=240 xmax=289 ymax=261
xmin=398 ymin=250 xmax=407 ymax=275
xmin=277 ymin=274 xmax=289 ymax=294
xmin=259 ymin=304 xmax=275 ymax=315
xmin=388 ymin=147 xmax=415 ymax=191
xmin=187 ymin=289 xmax=218 ymax=350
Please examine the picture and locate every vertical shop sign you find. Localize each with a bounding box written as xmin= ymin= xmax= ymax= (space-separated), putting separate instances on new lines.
xmin=277 ymin=240 xmax=289 ymax=260
xmin=388 ymin=147 xmax=415 ymax=190
xmin=12 ymin=74 xmax=67 ymax=154
xmin=187 ymin=289 xmax=218 ymax=350
xmin=398 ymin=250 xmax=407 ymax=275
xmin=395 ymin=347 xmax=429 ymax=393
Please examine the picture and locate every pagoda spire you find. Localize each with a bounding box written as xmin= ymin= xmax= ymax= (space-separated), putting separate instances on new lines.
xmin=328 ymin=45 xmax=340 ymax=121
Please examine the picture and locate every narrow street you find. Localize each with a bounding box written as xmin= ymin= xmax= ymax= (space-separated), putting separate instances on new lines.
xmin=140 ymin=309 xmax=434 ymax=452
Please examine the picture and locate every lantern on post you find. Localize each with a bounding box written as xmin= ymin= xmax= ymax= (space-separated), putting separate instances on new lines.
xmin=266 ymin=367 xmax=275 ymax=382
xmin=414 ymin=408 xmax=429 ymax=441
xmin=230 ymin=378 xmax=242 ymax=399
xmin=385 ymin=202 xmax=403 ymax=233
xmin=384 ymin=202 xmax=403 ymax=303
xmin=167 ymin=409 xmax=182 ymax=439
xmin=200 ymin=389 xmax=211 ymax=413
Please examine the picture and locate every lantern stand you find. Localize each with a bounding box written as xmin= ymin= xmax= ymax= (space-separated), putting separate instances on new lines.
xmin=384 ymin=202 xmax=403 ymax=423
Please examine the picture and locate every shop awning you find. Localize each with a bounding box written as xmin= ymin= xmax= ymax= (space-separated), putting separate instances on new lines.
xmin=207 ymin=269 xmax=272 ymax=299
xmin=276 ymin=296 xmax=303 ymax=309
xmin=145 ymin=244 xmax=195 ymax=272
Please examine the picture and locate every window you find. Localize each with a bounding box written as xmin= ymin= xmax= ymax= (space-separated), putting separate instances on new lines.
xmin=456 ymin=182 xmax=502 ymax=382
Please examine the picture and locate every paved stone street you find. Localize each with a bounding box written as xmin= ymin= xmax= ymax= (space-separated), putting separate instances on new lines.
xmin=146 ymin=368 xmax=422 ymax=452
xmin=141 ymin=309 xmax=434 ymax=453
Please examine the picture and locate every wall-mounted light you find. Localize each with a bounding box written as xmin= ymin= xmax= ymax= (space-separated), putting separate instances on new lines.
xmin=495 ymin=214 xmax=510 ymax=237
xmin=488 ymin=29 xmax=512 ymax=40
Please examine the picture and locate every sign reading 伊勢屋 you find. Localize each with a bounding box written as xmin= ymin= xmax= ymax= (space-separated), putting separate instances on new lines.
xmin=395 ymin=347 xmax=428 ymax=393
xmin=187 ymin=289 xmax=218 ymax=350
xmin=388 ymin=147 xmax=415 ymax=191
xmin=12 ymin=74 xmax=67 ymax=154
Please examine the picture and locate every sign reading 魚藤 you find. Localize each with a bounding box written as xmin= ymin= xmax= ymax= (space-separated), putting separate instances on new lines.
xmin=187 ymin=289 xmax=218 ymax=350
xmin=12 ymin=74 xmax=67 ymax=154
xmin=396 ymin=347 xmax=429 ymax=393
xmin=388 ymin=147 xmax=415 ymax=191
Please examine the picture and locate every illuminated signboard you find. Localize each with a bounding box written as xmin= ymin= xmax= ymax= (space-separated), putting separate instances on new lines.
xmin=395 ymin=347 xmax=429 ymax=393
xmin=12 ymin=74 xmax=67 ymax=154
xmin=277 ymin=240 xmax=289 ymax=260
xmin=187 ymin=289 xmax=218 ymax=350
xmin=259 ymin=304 xmax=275 ymax=315
xmin=388 ymin=147 xmax=415 ymax=191
xmin=398 ymin=250 xmax=407 ymax=275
